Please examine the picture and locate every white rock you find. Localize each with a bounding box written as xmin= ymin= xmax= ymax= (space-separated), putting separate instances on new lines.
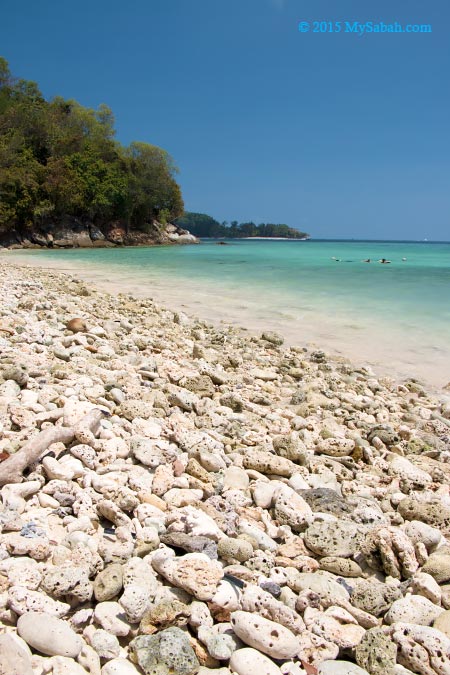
xmin=94 ymin=601 xmax=131 ymax=636
xmin=17 ymin=612 xmax=84 ymax=657
xmin=229 ymin=648 xmax=282 ymax=675
xmin=230 ymin=610 xmax=299 ymax=659
xmin=385 ymin=595 xmax=444 ymax=625
xmin=101 ymin=659 xmax=142 ymax=674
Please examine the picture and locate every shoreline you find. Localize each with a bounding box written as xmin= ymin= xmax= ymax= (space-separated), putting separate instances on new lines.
xmin=3 ymin=249 xmax=449 ymax=393
xmin=1 ymin=259 xmax=450 ymax=673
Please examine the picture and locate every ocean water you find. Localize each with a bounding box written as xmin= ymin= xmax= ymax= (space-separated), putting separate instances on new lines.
xmin=8 ymin=240 xmax=450 ymax=389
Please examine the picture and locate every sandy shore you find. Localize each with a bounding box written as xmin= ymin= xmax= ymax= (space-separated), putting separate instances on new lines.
xmin=1 ymin=260 xmax=450 ymax=673
xmin=3 ymin=249 xmax=449 ymax=392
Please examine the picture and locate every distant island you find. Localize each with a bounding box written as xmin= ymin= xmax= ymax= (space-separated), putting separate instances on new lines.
xmin=175 ymin=212 xmax=310 ymax=240
xmin=0 ymin=58 xmax=196 ymax=248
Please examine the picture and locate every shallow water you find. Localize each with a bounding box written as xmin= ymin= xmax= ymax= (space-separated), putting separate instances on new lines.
xmin=7 ymin=240 xmax=450 ymax=390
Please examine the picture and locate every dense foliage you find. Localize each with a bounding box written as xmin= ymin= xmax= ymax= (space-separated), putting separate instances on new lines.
xmin=175 ymin=212 xmax=309 ymax=239
xmin=0 ymin=58 xmax=183 ymax=234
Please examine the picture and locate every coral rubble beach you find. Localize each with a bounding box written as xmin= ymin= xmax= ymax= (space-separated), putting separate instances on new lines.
xmin=1 ymin=260 xmax=450 ymax=675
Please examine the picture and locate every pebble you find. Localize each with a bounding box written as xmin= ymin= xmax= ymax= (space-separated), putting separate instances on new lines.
xmin=1 ymin=261 xmax=449 ymax=675
xmin=17 ymin=612 xmax=84 ymax=657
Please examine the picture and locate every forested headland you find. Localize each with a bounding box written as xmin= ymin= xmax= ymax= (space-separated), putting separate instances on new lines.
xmin=175 ymin=212 xmax=309 ymax=239
xmin=0 ymin=58 xmax=195 ymax=248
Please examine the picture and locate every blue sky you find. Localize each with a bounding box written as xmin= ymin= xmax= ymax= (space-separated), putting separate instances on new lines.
xmin=1 ymin=0 xmax=449 ymax=239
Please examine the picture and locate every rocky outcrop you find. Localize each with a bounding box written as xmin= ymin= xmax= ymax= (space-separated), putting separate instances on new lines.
xmin=0 ymin=217 xmax=198 ymax=249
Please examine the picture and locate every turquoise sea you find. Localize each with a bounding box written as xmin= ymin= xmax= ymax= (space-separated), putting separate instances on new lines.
xmin=9 ymin=240 xmax=450 ymax=389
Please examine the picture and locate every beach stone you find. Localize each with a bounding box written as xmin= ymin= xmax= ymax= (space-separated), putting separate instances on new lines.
xmin=355 ymin=628 xmax=398 ymax=675
xmin=316 ymin=437 xmax=355 ymax=457
xmin=273 ymin=485 xmax=313 ymax=531
xmin=90 ymin=629 xmax=120 ymax=660
xmin=272 ymin=435 xmax=307 ymax=464
xmin=66 ymin=318 xmax=87 ymax=333
xmin=403 ymin=521 xmax=442 ymax=550
xmin=8 ymin=585 xmax=70 ymax=617
xmin=121 ymin=399 xmax=155 ymax=421
xmin=152 ymin=551 xmax=223 ymax=601
xmin=291 ymin=572 xmax=350 ymax=605
xmin=0 ymin=633 xmax=33 ymax=675
xmin=223 ymin=466 xmax=249 ymax=490
xmin=130 ymin=627 xmax=200 ymax=675
xmin=120 ymin=584 xmax=153 ymax=623
xmin=230 ymin=610 xmax=299 ymax=659
xmin=384 ymin=594 xmax=444 ymax=626
xmin=17 ymin=611 xmax=83 ymax=657
xmin=422 ymin=550 xmax=450 ymax=583
xmin=261 ymin=331 xmax=284 ymax=346
xmin=101 ymin=659 xmax=142 ymax=675
xmin=299 ymin=489 xmax=354 ymax=518
xmin=319 ymin=662 xmax=370 ymax=675
xmin=48 ymin=656 xmax=88 ymax=675
xmin=304 ymin=520 xmax=360 ymax=557
xmin=218 ymin=537 xmax=254 ymax=563
xmin=229 ymin=648 xmax=282 ymax=675
xmin=140 ymin=598 xmax=191 ymax=633
xmin=398 ymin=498 xmax=450 ymax=529
xmin=433 ymin=610 xmax=450 ymax=638
xmin=319 ymin=557 xmax=363 ymax=577
xmin=41 ymin=564 xmax=92 ymax=603
xmin=350 ymin=580 xmax=401 ymax=617
xmin=242 ymin=450 xmax=295 ymax=477
xmin=391 ymin=623 xmax=450 ymax=675
xmin=93 ymin=563 xmax=123 ymax=601
xmin=94 ymin=601 xmax=131 ymax=636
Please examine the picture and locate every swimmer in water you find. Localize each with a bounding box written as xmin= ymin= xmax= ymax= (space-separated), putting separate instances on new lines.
xmin=362 ymin=258 xmax=371 ymax=263
xmin=378 ymin=258 xmax=391 ymax=264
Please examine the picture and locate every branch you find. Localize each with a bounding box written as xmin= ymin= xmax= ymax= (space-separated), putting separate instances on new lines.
xmin=0 ymin=409 xmax=105 ymax=486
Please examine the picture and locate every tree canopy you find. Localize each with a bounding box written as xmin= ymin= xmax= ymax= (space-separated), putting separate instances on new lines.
xmin=175 ymin=212 xmax=309 ymax=239
xmin=0 ymin=57 xmax=184 ymax=234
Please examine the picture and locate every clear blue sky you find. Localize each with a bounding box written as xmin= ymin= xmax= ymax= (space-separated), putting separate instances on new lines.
xmin=1 ymin=0 xmax=449 ymax=239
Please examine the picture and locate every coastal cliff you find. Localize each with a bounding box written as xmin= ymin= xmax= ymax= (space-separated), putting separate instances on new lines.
xmin=0 ymin=218 xmax=198 ymax=249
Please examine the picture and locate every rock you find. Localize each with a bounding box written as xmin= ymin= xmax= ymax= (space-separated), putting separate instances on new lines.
xmin=273 ymin=484 xmax=313 ymax=531
xmin=121 ymin=400 xmax=155 ymax=422
xmin=319 ymin=662 xmax=371 ymax=675
xmin=391 ymin=622 xmax=450 ymax=675
xmin=230 ymin=610 xmax=299 ymax=659
xmin=66 ymin=318 xmax=87 ymax=333
xmin=242 ymin=450 xmax=295 ymax=477
xmin=218 ymin=537 xmax=254 ymax=563
xmin=355 ymin=628 xmax=398 ymax=675
xmin=422 ymin=550 xmax=450 ymax=583
xmin=49 ymin=656 xmax=90 ymax=675
xmin=319 ymin=557 xmax=363 ymax=577
xmin=94 ymin=601 xmax=131 ymax=636
xmin=316 ymin=437 xmax=355 ymax=457
xmin=0 ymin=633 xmax=33 ymax=675
xmin=101 ymin=659 xmax=142 ymax=675
xmin=89 ymin=629 xmax=121 ymax=660
xmin=223 ymin=467 xmax=249 ymax=490
xmin=384 ymin=594 xmax=444 ymax=626
xmin=17 ymin=612 xmax=83 ymax=657
xmin=130 ymin=627 xmax=200 ymax=675
xmin=152 ymin=551 xmax=223 ymax=601
xmin=433 ymin=610 xmax=450 ymax=638
xmin=94 ymin=563 xmax=124 ymax=601
xmin=304 ymin=520 xmax=360 ymax=557
xmin=229 ymin=648 xmax=282 ymax=675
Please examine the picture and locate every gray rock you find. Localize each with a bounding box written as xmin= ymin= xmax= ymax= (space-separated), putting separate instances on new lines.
xmin=93 ymin=563 xmax=123 ymax=602
xmin=304 ymin=519 xmax=360 ymax=557
xmin=130 ymin=627 xmax=199 ymax=675
xmin=355 ymin=627 xmax=398 ymax=675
